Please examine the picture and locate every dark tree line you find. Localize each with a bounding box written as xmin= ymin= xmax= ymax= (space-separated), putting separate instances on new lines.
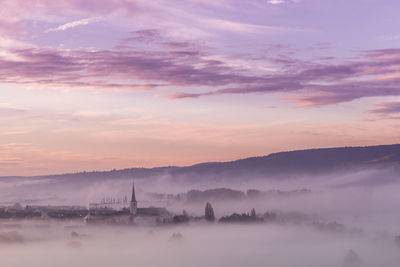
xmin=205 ymin=202 xmax=215 ymax=222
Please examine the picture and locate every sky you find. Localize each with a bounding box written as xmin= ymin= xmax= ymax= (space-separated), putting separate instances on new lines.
xmin=1 ymin=0 xmax=400 ymax=176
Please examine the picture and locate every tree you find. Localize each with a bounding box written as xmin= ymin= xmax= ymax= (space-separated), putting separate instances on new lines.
xmin=173 ymin=210 xmax=189 ymax=223
xmin=182 ymin=209 xmax=188 ymax=219
xmin=205 ymin=202 xmax=215 ymax=222
xmin=250 ymin=208 xmax=256 ymax=218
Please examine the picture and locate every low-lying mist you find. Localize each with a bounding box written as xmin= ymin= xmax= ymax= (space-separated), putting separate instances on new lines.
xmin=1 ymin=165 xmax=400 ymax=266
xmin=1 ymin=222 xmax=399 ymax=267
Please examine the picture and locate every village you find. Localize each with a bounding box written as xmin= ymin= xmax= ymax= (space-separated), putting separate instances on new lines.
xmin=0 ymin=181 xmax=272 ymax=226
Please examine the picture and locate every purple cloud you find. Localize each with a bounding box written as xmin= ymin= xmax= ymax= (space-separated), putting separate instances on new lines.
xmin=119 ymin=29 xmax=162 ymax=44
xmin=169 ymin=49 xmax=400 ymax=106
xmin=2 ymin=25 xmax=400 ymax=108
xmin=370 ymin=102 xmax=400 ymax=114
xmin=0 ymin=31 xmax=264 ymax=90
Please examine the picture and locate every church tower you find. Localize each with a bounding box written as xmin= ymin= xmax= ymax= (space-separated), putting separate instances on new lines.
xmin=130 ymin=180 xmax=138 ymax=215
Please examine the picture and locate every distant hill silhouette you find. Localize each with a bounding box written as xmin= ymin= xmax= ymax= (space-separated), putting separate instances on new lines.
xmin=2 ymin=144 xmax=400 ymax=183
xmin=1 ymin=144 xmax=400 ymax=205
xmin=171 ymin=144 xmax=400 ymax=181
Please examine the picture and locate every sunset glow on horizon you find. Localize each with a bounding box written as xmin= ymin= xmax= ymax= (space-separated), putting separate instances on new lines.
xmin=1 ymin=0 xmax=400 ymax=176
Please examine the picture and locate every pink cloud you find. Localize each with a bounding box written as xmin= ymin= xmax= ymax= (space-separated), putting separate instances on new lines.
xmin=1 ymin=4 xmax=400 ymax=111
xmin=0 ymin=0 xmax=148 ymax=40
xmin=2 ymin=43 xmax=400 ymax=109
xmin=0 ymin=35 xmax=259 ymax=91
xmin=370 ymin=102 xmax=400 ymax=115
xmin=169 ymin=49 xmax=400 ymax=107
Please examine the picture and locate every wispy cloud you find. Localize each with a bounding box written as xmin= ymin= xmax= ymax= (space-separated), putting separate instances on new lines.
xmin=47 ymin=17 xmax=102 ymax=32
xmin=267 ymin=0 xmax=286 ymax=4
xmin=2 ymin=41 xmax=400 ymax=109
xmin=379 ymin=33 xmax=400 ymax=42
xmin=0 ymin=0 xmax=145 ymax=39
xmin=169 ymin=49 xmax=400 ymax=107
xmin=267 ymin=0 xmax=300 ymax=4
xmin=0 ymin=30 xmax=258 ymax=91
xmin=0 ymin=103 xmax=27 ymax=116
xmin=370 ymin=102 xmax=400 ymax=114
xmin=200 ymin=18 xmax=300 ymax=34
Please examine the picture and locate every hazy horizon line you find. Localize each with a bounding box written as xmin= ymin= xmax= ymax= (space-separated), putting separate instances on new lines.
xmin=2 ymin=142 xmax=398 ymax=178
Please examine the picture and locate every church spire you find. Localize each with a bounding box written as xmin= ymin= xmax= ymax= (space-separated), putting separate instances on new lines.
xmin=131 ymin=180 xmax=137 ymax=202
xmin=130 ymin=180 xmax=137 ymax=215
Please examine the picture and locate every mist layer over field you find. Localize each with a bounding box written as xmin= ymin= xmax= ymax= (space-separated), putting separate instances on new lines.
xmin=1 ymin=222 xmax=399 ymax=267
xmin=2 ymin=167 xmax=400 ymax=233
xmin=1 ymin=150 xmax=400 ymax=267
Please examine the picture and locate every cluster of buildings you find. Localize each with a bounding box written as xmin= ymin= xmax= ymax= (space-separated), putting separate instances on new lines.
xmin=0 ymin=181 xmax=169 ymax=225
xmin=0 ymin=181 xmax=269 ymax=226
xmin=84 ymin=181 xmax=169 ymax=225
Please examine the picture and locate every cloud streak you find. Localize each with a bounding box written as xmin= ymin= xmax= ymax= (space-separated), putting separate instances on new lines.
xmin=0 ymin=30 xmax=260 ymax=91
xmin=1 ymin=42 xmax=400 ymax=108
xmin=266 ymin=0 xmax=300 ymax=4
xmin=169 ymin=49 xmax=400 ymax=106
xmin=47 ymin=17 xmax=102 ymax=32
xmin=370 ymin=102 xmax=400 ymax=114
